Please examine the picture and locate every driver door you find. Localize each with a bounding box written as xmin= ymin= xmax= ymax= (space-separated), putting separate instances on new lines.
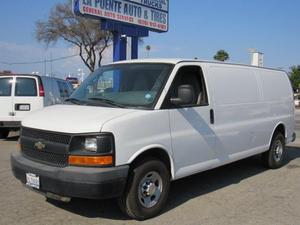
xmin=162 ymin=65 xmax=217 ymax=179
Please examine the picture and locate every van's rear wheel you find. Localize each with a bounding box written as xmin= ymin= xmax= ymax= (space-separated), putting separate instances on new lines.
xmin=262 ymin=132 xmax=285 ymax=169
xmin=118 ymin=159 xmax=170 ymax=220
xmin=0 ymin=129 xmax=9 ymax=139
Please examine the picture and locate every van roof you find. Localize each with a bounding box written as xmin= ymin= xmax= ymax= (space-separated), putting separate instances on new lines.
xmin=0 ymin=74 xmax=66 ymax=81
xmin=110 ymin=58 xmax=286 ymax=73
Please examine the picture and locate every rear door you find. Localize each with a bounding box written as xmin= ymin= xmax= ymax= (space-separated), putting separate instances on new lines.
xmin=13 ymin=76 xmax=43 ymax=122
xmin=0 ymin=76 xmax=14 ymax=121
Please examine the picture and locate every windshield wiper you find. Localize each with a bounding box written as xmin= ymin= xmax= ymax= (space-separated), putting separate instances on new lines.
xmin=65 ymin=98 xmax=84 ymax=105
xmin=88 ymin=98 xmax=126 ymax=108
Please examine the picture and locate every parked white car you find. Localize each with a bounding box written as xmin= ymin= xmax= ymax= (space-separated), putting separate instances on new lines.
xmin=11 ymin=59 xmax=295 ymax=220
xmin=0 ymin=74 xmax=73 ymax=138
xmin=294 ymin=94 xmax=300 ymax=107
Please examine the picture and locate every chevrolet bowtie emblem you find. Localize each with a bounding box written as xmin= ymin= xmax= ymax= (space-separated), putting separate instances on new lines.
xmin=34 ymin=141 xmax=46 ymax=151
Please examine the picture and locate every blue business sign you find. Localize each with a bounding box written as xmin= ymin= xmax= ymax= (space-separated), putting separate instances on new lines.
xmin=73 ymin=0 xmax=169 ymax=32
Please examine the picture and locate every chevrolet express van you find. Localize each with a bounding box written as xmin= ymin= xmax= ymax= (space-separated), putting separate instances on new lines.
xmin=11 ymin=59 xmax=295 ymax=220
xmin=0 ymin=74 xmax=73 ymax=139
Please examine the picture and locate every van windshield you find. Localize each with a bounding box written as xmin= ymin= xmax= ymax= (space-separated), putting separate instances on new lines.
xmin=69 ymin=63 xmax=173 ymax=109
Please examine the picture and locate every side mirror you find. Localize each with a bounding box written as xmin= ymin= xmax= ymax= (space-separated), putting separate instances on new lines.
xmin=170 ymin=84 xmax=195 ymax=106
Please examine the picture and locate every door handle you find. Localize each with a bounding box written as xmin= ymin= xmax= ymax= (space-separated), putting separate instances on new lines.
xmin=210 ymin=109 xmax=215 ymax=124
xmin=9 ymin=112 xmax=16 ymax=116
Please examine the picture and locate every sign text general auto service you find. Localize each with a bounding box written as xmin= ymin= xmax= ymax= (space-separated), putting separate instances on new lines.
xmin=75 ymin=0 xmax=169 ymax=32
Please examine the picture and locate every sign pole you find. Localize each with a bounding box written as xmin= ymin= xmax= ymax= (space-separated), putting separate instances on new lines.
xmin=131 ymin=37 xmax=138 ymax=60
xmin=73 ymin=0 xmax=169 ymax=62
xmin=113 ymin=31 xmax=127 ymax=62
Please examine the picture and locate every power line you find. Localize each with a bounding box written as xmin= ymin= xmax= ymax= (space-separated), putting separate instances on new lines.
xmin=0 ymin=54 xmax=78 ymax=66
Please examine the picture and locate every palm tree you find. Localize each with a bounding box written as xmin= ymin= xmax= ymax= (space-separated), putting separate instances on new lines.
xmin=214 ymin=50 xmax=230 ymax=62
xmin=146 ymin=45 xmax=151 ymax=58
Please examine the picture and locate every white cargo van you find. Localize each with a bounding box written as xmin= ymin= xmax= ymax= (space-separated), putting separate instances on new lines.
xmin=11 ymin=59 xmax=295 ymax=220
xmin=0 ymin=74 xmax=73 ymax=139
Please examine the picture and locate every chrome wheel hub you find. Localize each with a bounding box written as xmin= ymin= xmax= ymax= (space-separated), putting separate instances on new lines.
xmin=138 ymin=171 xmax=163 ymax=208
xmin=273 ymin=140 xmax=283 ymax=162
xmin=143 ymin=181 xmax=156 ymax=196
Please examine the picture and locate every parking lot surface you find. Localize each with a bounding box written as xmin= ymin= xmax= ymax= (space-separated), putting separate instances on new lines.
xmin=1 ymin=112 xmax=300 ymax=225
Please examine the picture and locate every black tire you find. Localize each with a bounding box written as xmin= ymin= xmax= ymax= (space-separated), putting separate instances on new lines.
xmin=262 ymin=132 xmax=285 ymax=169
xmin=118 ymin=159 xmax=170 ymax=220
xmin=0 ymin=129 xmax=9 ymax=139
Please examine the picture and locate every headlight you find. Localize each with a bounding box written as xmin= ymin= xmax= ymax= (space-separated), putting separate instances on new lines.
xmin=69 ymin=133 xmax=115 ymax=167
xmin=85 ymin=137 xmax=97 ymax=152
xmin=70 ymin=133 xmax=114 ymax=154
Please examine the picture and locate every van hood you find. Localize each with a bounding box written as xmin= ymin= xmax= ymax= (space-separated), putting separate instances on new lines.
xmin=22 ymin=105 xmax=137 ymax=133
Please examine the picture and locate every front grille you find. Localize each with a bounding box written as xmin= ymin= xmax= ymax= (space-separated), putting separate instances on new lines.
xmin=21 ymin=127 xmax=71 ymax=167
xmin=22 ymin=127 xmax=72 ymax=145
xmin=22 ymin=146 xmax=68 ymax=167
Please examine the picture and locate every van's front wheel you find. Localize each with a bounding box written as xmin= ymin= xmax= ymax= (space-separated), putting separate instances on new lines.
xmin=0 ymin=129 xmax=9 ymax=139
xmin=262 ymin=132 xmax=285 ymax=169
xmin=118 ymin=159 xmax=170 ymax=220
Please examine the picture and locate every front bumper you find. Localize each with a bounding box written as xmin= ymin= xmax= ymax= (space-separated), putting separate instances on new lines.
xmin=11 ymin=153 xmax=129 ymax=199
xmin=0 ymin=121 xmax=21 ymax=128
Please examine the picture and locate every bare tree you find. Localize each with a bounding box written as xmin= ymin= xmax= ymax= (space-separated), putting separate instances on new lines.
xmin=36 ymin=1 xmax=112 ymax=72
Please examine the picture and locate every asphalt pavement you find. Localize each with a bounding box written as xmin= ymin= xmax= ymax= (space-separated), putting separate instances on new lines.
xmin=1 ymin=112 xmax=300 ymax=225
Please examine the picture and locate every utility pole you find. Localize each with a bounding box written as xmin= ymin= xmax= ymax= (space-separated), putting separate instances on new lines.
xmin=44 ymin=58 xmax=47 ymax=76
xmin=78 ymin=68 xmax=85 ymax=83
xmin=50 ymin=52 xmax=53 ymax=77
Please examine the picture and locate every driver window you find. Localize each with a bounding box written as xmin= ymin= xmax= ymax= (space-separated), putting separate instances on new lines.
xmin=162 ymin=66 xmax=208 ymax=109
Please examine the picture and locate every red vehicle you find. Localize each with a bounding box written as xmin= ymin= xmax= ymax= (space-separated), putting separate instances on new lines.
xmin=66 ymin=77 xmax=79 ymax=89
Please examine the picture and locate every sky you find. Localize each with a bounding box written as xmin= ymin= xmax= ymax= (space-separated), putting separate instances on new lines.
xmin=0 ymin=0 xmax=299 ymax=79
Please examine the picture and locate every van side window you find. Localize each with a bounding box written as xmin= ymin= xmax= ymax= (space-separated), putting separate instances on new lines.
xmin=15 ymin=78 xmax=37 ymax=96
xmin=63 ymin=82 xmax=71 ymax=97
xmin=162 ymin=66 xmax=208 ymax=109
xmin=57 ymin=81 xmax=70 ymax=98
xmin=0 ymin=78 xmax=12 ymax=96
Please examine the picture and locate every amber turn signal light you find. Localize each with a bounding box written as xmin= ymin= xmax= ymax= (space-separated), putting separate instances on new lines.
xmin=17 ymin=139 xmax=21 ymax=152
xmin=68 ymin=155 xmax=113 ymax=166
